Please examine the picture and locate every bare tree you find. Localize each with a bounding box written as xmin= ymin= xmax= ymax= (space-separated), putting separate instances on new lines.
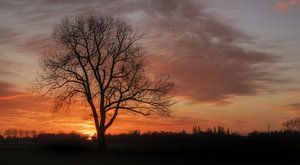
xmin=282 ymin=118 xmax=300 ymax=132
xmin=3 ymin=129 xmax=18 ymax=138
xmin=33 ymin=15 xmax=174 ymax=150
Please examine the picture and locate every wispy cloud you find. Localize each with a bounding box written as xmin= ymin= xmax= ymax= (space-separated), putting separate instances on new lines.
xmin=133 ymin=0 xmax=279 ymax=104
xmin=0 ymin=81 xmax=23 ymax=98
xmin=0 ymin=56 xmax=15 ymax=76
xmin=264 ymin=102 xmax=300 ymax=114
xmin=3 ymin=0 xmax=280 ymax=104
xmin=0 ymin=26 xmax=19 ymax=44
xmin=288 ymin=103 xmax=300 ymax=111
xmin=274 ymin=0 xmax=299 ymax=11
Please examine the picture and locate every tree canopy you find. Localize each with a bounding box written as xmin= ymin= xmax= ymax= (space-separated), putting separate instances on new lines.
xmin=33 ymin=15 xmax=174 ymax=150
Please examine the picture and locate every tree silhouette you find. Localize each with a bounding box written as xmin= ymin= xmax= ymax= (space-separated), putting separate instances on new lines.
xmin=33 ymin=15 xmax=174 ymax=150
xmin=282 ymin=118 xmax=300 ymax=132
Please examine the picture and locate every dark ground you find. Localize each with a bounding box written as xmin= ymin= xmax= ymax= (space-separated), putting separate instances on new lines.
xmin=0 ymin=132 xmax=299 ymax=165
xmin=0 ymin=142 xmax=299 ymax=165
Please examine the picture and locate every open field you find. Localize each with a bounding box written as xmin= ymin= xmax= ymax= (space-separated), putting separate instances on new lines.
xmin=0 ymin=143 xmax=299 ymax=165
xmin=0 ymin=132 xmax=299 ymax=165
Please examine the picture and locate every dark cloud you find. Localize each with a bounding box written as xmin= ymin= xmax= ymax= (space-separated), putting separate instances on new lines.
xmin=0 ymin=0 xmax=281 ymax=104
xmin=126 ymin=0 xmax=279 ymax=104
xmin=16 ymin=34 xmax=55 ymax=56
xmin=0 ymin=26 xmax=19 ymax=44
xmin=0 ymin=81 xmax=45 ymax=111
xmin=0 ymin=81 xmax=23 ymax=97
xmin=0 ymin=55 xmax=17 ymax=76
xmin=288 ymin=103 xmax=300 ymax=111
xmin=270 ymin=102 xmax=300 ymax=113
xmin=0 ymin=81 xmax=38 ymax=114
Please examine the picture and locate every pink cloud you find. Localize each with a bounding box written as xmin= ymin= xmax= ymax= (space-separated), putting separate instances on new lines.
xmin=274 ymin=0 xmax=299 ymax=11
xmin=11 ymin=0 xmax=280 ymax=104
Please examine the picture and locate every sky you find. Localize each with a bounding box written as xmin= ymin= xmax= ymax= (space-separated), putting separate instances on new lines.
xmin=0 ymin=0 xmax=300 ymax=135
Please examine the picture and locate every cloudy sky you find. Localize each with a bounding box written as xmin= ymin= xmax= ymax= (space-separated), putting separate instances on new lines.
xmin=0 ymin=0 xmax=299 ymax=135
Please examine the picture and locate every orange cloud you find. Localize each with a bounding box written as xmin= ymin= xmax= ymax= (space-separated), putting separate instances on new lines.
xmin=274 ymin=0 xmax=299 ymax=11
xmin=0 ymin=81 xmax=209 ymax=134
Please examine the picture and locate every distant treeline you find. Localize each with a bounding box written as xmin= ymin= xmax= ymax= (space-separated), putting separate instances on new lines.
xmin=0 ymin=125 xmax=299 ymax=145
xmin=0 ymin=125 xmax=233 ymax=140
xmin=1 ymin=117 xmax=299 ymax=141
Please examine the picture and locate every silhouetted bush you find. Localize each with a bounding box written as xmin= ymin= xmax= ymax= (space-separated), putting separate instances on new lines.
xmin=0 ymin=134 xmax=4 ymax=141
xmin=37 ymin=132 xmax=85 ymax=144
xmin=282 ymin=118 xmax=300 ymax=132
xmin=128 ymin=130 xmax=140 ymax=136
xmin=3 ymin=129 xmax=40 ymax=139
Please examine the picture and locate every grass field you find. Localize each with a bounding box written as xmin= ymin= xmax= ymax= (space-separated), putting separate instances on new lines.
xmin=1 ymin=131 xmax=300 ymax=165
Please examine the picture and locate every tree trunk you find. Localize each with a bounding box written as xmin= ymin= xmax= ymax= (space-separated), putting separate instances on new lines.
xmin=98 ymin=94 xmax=107 ymax=151
xmin=97 ymin=126 xmax=107 ymax=151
